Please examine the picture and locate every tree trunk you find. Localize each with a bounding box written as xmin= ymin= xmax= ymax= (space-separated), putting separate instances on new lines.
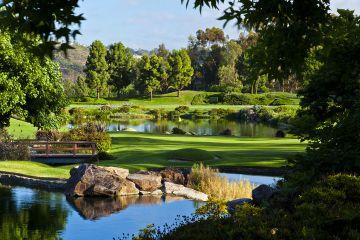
xmin=97 ymin=88 xmax=100 ymax=99
xmin=177 ymin=90 xmax=180 ymax=97
xmin=150 ymin=91 xmax=153 ymax=101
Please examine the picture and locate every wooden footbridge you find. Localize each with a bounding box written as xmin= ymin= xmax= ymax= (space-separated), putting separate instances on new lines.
xmin=29 ymin=141 xmax=98 ymax=165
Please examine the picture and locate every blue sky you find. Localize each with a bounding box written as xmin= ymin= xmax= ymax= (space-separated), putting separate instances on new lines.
xmin=74 ymin=0 xmax=360 ymax=50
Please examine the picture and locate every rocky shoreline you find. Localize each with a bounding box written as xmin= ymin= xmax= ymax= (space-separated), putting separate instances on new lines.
xmin=0 ymin=171 xmax=67 ymax=191
xmin=0 ymin=164 xmax=209 ymax=202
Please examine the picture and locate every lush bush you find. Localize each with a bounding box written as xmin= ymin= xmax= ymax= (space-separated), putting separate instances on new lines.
xmin=69 ymin=107 xmax=87 ymax=124
xmin=171 ymin=127 xmax=187 ymax=135
xmin=63 ymin=123 xmax=111 ymax=153
xmin=192 ymin=92 xmax=299 ymax=106
xmin=129 ymin=174 xmax=360 ymax=240
xmin=148 ymin=108 xmax=168 ymax=119
xmin=188 ymin=163 xmax=253 ymax=201
xmin=175 ymin=106 xmax=190 ymax=113
xmin=191 ymin=93 xmax=208 ymax=105
xmin=191 ymin=93 xmax=223 ymax=105
xmin=208 ymin=108 xmax=236 ymax=119
xmin=116 ymin=105 xmax=132 ymax=113
xmin=0 ymin=141 xmax=30 ymax=161
xmin=99 ymin=105 xmax=112 ymax=111
xmin=222 ymin=93 xmax=272 ymax=105
xmin=0 ymin=130 xmax=30 ymax=160
xmin=35 ymin=130 xmax=63 ymax=141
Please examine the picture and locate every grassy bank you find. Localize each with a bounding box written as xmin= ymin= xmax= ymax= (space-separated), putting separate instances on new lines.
xmin=7 ymin=119 xmax=37 ymax=140
xmin=103 ymin=132 xmax=305 ymax=172
xmin=0 ymin=132 xmax=305 ymax=179
xmin=0 ymin=161 xmax=70 ymax=179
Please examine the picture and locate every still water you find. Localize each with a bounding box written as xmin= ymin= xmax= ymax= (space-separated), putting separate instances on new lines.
xmin=0 ymin=174 xmax=280 ymax=240
xmin=73 ymin=119 xmax=278 ymax=137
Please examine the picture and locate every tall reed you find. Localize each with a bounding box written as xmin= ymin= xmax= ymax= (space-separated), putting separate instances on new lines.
xmin=187 ymin=163 xmax=254 ymax=201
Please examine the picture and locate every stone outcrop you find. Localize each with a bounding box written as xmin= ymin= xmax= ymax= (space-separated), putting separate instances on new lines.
xmin=127 ymin=173 xmax=162 ymax=192
xmin=65 ymin=164 xmax=139 ymax=197
xmin=103 ymin=167 xmax=129 ymax=179
xmin=164 ymin=182 xmax=208 ymax=201
xmin=160 ymin=168 xmax=187 ymax=185
xmin=252 ymin=184 xmax=276 ymax=204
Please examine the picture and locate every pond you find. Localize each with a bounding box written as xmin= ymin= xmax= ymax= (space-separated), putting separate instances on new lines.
xmin=70 ymin=119 xmax=279 ymax=137
xmin=0 ymin=174 xmax=281 ymax=240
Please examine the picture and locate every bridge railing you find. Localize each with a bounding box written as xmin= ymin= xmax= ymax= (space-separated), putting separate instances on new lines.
xmin=28 ymin=141 xmax=97 ymax=158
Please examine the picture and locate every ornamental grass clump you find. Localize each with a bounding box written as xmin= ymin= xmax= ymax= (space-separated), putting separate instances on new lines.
xmin=187 ymin=163 xmax=253 ymax=201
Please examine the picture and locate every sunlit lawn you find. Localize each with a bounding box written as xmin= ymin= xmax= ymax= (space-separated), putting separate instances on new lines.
xmin=0 ymin=131 xmax=306 ymax=179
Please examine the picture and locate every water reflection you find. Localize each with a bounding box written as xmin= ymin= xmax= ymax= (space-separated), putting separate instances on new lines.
xmin=67 ymin=195 xmax=168 ymax=220
xmin=0 ymin=187 xmax=68 ymax=240
xmin=70 ymin=119 xmax=278 ymax=137
xmin=0 ymin=172 xmax=281 ymax=239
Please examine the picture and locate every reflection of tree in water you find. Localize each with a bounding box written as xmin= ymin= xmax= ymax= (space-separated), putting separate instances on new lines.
xmin=0 ymin=187 xmax=68 ymax=240
xmin=67 ymin=195 xmax=188 ymax=221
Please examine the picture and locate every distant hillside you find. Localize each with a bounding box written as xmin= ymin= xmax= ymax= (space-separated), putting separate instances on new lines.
xmin=54 ymin=43 xmax=149 ymax=82
xmin=54 ymin=43 xmax=89 ymax=82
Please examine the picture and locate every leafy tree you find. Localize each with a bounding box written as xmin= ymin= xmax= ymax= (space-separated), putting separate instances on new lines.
xmin=221 ymin=40 xmax=242 ymax=67
xmin=168 ymin=49 xmax=194 ymax=96
xmin=106 ymin=42 xmax=135 ymax=98
xmin=0 ymin=0 xmax=84 ymax=56
xmin=137 ymin=55 xmax=167 ymax=100
xmin=217 ymin=65 xmax=242 ymax=92
xmin=74 ymin=75 xmax=89 ymax=100
xmin=292 ymin=10 xmax=360 ymax=177
xmin=84 ymin=40 xmax=109 ymax=99
xmin=196 ymin=27 xmax=226 ymax=47
xmin=156 ymin=43 xmax=170 ymax=59
xmin=0 ymin=32 xmax=67 ymax=129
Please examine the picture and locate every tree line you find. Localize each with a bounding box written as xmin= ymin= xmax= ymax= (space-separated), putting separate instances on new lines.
xmin=70 ymin=27 xmax=303 ymax=101
xmin=73 ymin=41 xmax=193 ymax=100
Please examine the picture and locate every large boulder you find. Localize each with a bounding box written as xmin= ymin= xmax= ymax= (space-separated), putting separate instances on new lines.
xmin=164 ymin=182 xmax=208 ymax=201
xmin=127 ymin=173 xmax=162 ymax=192
xmin=227 ymin=198 xmax=253 ymax=213
xmin=102 ymin=166 xmax=129 ymax=179
xmin=160 ymin=168 xmax=186 ymax=185
xmin=252 ymin=184 xmax=276 ymax=204
xmin=65 ymin=164 xmax=139 ymax=197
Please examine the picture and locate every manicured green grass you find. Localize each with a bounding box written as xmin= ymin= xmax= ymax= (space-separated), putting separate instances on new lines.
xmin=0 ymin=133 xmax=306 ymax=179
xmin=0 ymin=161 xmax=70 ymax=179
xmin=7 ymin=119 xmax=37 ymax=140
xmin=101 ymin=132 xmax=306 ymax=172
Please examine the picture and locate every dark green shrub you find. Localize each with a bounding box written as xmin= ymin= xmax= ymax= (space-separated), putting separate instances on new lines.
xmin=175 ymin=105 xmax=190 ymax=113
xmin=63 ymin=123 xmax=111 ymax=153
xmin=0 ymin=130 xmax=30 ymax=160
xmin=148 ymin=108 xmax=168 ymax=119
xmin=172 ymin=127 xmax=187 ymax=135
xmin=116 ymin=105 xmax=132 ymax=113
xmin=0 ymin=141 xmax=30 ymax=160
xmin=99 ymin=105 xmax=112 ymax=111
xmin=36 ymin=130 xmax=63 ymax=141
xmin=191 ymin=94 xmax=208 ymax=105
xmin=192 ymin=109 xmax=208 ymax=119
xmin=209 ymin=108 xmax=235 ymax=119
